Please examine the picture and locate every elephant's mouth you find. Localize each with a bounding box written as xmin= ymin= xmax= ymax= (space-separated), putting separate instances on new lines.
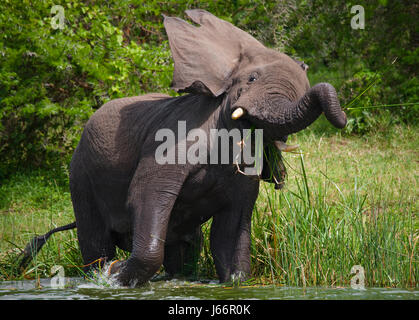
xmin=230 ymin=109 xmax=297 ymax=189
xmin=262 ymin=141 xmax=291 ymax=190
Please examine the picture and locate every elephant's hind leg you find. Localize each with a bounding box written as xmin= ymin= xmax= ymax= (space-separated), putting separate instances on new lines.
xmin=70 ymin=171 xmax=116 ymax=273
xmin=163 ymin=226 xmax=203 ymax=279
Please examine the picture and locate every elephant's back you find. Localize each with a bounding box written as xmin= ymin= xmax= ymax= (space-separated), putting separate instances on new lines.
xmin=90 ymin=93 xmax=171 ymax=126
xmin=73 ymin=93 xmax=172 ymax=174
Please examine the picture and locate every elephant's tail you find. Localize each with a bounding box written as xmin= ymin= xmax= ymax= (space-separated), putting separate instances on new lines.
xmin=18 ymin=222 xmax=77 ymax=270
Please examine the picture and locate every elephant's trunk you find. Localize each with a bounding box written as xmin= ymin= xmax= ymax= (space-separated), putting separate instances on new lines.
xmin=284 ymin=83 xmax=347 ymax=133
xmin=245 ymin=83 xmax=347 ymax=139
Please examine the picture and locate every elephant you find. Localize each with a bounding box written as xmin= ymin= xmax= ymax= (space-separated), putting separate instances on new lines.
xmin=19 ymin=9 xmax=346 ymax=287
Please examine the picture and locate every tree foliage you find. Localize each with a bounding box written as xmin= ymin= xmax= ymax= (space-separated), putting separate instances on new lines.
xmin=0 ymin=0 xmax=417 ymax=177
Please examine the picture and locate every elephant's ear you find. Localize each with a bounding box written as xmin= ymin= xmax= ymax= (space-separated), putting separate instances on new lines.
xmin=163 ymin=9 xmax=266 ymax=97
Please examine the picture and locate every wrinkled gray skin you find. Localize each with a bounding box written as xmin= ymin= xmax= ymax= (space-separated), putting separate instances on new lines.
xmin=68 ymin=10 xmax=347 ymax=287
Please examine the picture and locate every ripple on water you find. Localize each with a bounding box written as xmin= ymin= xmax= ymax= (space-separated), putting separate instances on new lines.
xmin=0 ymin=267 xmax=418 ymax=300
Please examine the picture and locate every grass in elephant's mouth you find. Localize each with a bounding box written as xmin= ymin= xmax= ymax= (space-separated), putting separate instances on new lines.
xmin=0 ymin=124 xmax=417 ymax=287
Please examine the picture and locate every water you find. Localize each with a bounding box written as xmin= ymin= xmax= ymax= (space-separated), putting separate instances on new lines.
xmin=0 ymin=278 xmax=417 ymax=300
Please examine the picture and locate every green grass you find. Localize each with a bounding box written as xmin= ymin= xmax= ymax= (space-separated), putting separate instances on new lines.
xmin=1 ymin=123 xmax=418 ymax=287
xmin=0 ymin=167 xmax=82 ymax=280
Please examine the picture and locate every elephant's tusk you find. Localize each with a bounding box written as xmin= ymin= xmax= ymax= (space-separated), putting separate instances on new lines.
xmin=231 ymin=107 xmax=245 ymax=120
xmin=274 ymin=140 xmax=299 ymax=152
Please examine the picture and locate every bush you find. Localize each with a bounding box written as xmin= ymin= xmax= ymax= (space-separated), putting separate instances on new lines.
xmin=1 ymin=1 xmax=417 ymax=176
xmin=287 ymin=1 xmax=418 ymax=133
xmin=0 ymin=0 xmax=174 ymax=178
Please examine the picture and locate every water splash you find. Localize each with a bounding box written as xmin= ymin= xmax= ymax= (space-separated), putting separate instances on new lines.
xmin=78 ymin=261 xmax=124 ymax=289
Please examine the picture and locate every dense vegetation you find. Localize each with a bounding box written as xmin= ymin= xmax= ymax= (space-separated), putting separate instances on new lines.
xmin=0 ymin=1 xmax=417 ymax=287
xmin=1 ymin=0 xmax=417 ymax=177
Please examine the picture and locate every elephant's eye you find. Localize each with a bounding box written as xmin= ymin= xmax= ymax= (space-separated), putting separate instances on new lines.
xmin=248 ymin=73 xmax=258 ymax=83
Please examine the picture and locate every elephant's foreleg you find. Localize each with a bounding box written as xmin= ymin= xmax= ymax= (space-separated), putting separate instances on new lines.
xmin=116 ymin=170 xmax=185 ymax=287
xmin=210 ymin=211 xmax=252 ymax=283
xmin=210 ymin=183 xmax=258 ymax=283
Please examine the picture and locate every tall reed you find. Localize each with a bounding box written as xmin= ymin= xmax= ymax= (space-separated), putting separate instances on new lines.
xmin=250 ymin=153 xmax=417 ymax=287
